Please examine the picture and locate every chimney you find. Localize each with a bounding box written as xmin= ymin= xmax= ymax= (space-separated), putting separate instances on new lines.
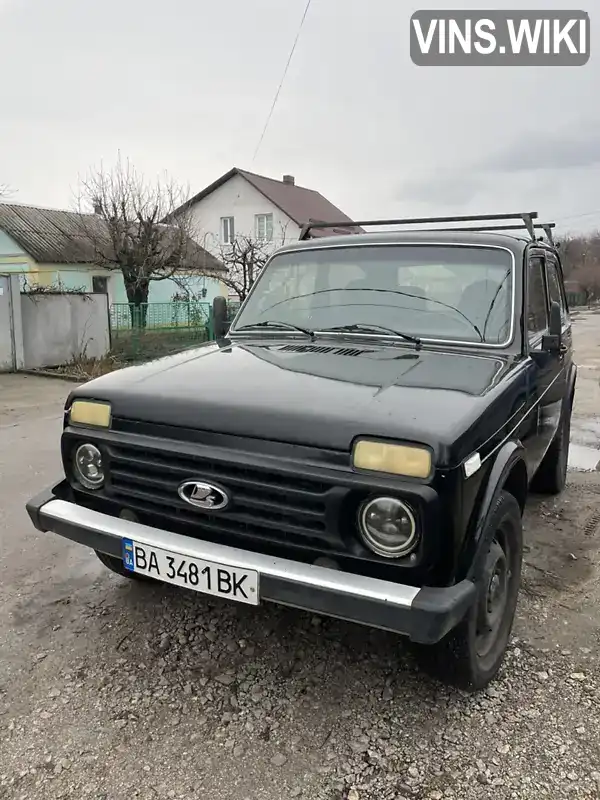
xmin=282 ymin=174 xmax=295 ymax=185
xmin=93 ymin=199 xmax=103 ymax=215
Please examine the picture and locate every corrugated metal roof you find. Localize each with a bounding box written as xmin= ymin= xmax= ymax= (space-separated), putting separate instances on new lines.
xmin=0 ymin=203 xmax=101 ymax=263
xmin=0 ymin=202 xmax=224 ymax=272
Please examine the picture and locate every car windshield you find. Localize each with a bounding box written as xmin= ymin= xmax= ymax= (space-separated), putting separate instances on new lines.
xmin=231 ymin=244 xmax=514 ymax=345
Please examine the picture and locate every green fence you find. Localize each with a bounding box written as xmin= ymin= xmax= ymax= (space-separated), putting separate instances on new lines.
xmin=109 ymin=300 xmax=243 ymax=362
xmin=110 ymin=302 xmax=212 ymax=362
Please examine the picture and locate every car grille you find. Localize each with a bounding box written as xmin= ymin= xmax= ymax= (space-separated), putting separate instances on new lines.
xmin=104 ymin=442 xmax=340 ymax=549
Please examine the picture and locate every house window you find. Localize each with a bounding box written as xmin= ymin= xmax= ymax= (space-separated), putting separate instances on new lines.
xmin=255 ymin=213 xmax=273 ymax=242
xmin=92 ymin=276 xmax=108 ymax=293
xmin=221 ymin=217 xmax=235 ymax=244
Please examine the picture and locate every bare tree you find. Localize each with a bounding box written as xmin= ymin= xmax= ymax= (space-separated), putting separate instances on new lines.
xmin=170 ymin=272 xmax=208 ymax=302
xmin=558 ymin=230 xmax=600 ymax=305
xmin=215 ymin=235 xmax=272 ymax=302
xmin=73 ymin=155 xmax=207 ymax=326
xmin=559 ymin=231 xmax=600 ymax=271
xmin=574 ymin=263 xmax=600 ymax=305
xmin=208 ymin=222 xmax=291 ymax=302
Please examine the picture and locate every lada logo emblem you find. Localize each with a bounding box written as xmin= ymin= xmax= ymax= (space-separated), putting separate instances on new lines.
xmin=178 ymin=481 xmax=230 ymax=511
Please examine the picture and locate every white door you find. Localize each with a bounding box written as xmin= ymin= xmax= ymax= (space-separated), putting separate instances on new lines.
xmin=0 ymin=275 xmax=15 ymax=371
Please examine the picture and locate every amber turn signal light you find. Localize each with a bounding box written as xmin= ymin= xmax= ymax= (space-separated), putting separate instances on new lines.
xmin=69 ymin=400 xmax=112 ymax=428
xmin=352 ymin=440 xmax=432 ymax=479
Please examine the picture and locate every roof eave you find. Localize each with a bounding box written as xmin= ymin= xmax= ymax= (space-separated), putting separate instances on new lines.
xmin=166 ymin=168 xmax=241 ymax=221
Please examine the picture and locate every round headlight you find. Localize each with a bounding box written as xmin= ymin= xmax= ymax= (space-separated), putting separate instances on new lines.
xmin=73 ymin=443 xmax=104 ymax=489
xmin=358 ymin=496 xmax=417 ymax=558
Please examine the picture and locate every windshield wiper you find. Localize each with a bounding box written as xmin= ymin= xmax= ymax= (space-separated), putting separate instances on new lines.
xmin=232 ymin=320 xmax=314 ymax=338
xmin=320 ymin=323 xmax=422 ymax=350
xmin=263 ymin=288 xmax=484 ymax=342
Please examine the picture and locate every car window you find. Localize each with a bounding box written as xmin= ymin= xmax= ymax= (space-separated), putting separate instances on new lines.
xmin=254 ymin=260 xmax=317 ymax=314
xmin=546 ymin=255 xmax=568 ymax=324
xmin=234 ymin=244 xmax=514 ymax=345
xmin=527 ymin=257 xmax=548 ymax=336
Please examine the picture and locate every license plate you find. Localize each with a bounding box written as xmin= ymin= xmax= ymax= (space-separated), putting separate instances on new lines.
xmin=121 ymin=539 xmax=259 ymax=605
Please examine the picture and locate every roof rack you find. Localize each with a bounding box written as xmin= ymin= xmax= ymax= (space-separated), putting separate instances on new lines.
xmin=417 ymin=222 xmax=556 ymax=244
xmin=540 ymin=223 xmax=556 ymax=246
xmin=299 ymin=212 xmax=554 ymax=243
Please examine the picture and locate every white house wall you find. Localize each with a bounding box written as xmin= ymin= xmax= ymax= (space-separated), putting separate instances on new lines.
xmin=188 ymin=173 xmax=302 ymax=252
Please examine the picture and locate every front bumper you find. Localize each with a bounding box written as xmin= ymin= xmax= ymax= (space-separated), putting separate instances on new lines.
xmin=27 ymin=482 xmax=476 ymax=645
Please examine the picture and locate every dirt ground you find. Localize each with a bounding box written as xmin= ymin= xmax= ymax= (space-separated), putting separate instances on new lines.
xmin=518 ymin=311 xmax=600 ymax=653
xmin=1 ymin=315 xmax=599 ymax=800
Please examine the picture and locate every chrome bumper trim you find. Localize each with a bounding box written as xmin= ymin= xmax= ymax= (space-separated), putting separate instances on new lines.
xmin=40 ymin=499 xmax=420 ymax=608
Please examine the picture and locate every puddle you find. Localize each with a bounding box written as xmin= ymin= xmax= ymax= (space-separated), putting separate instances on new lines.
xmin=568 ymin=442 xmax=600 ymax=472
xmin=570 ymin=418 xmax=600 ymax=449
xmin=568 ymin=418 xmax=600 ymax=470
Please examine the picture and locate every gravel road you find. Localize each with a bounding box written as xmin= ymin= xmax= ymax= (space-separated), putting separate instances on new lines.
xmin=1 ymin=313 xmax=599 ymax=800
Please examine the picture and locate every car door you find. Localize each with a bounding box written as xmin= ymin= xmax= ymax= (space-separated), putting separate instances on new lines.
xmin=520 ymin=252 xmax=564 ymax=477
xmin=545 ymin=249 xmax=573 ymax=385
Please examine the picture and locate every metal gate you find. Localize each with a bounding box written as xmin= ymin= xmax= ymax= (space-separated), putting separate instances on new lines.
xmin=0 ymin=275 xmax=15 ymax=371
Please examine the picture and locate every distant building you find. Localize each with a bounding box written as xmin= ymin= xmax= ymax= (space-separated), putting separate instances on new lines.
xmin=0 ymin=202 xmax=226 ymax=305
xmin=173 ymin=167 xmax=361 ymax=253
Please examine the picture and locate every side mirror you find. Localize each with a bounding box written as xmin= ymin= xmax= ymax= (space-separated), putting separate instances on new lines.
xmin=212 ymin=296 xmax=230 ymax=339
xmin=542 ymin=300 xmax=562 ymax=353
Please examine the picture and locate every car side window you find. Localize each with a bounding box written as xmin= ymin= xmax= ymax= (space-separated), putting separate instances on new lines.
xmin=545 ymin=255 xmax=568 ymax=325
xmin=527 ymin=256 xmax=548 ymax=337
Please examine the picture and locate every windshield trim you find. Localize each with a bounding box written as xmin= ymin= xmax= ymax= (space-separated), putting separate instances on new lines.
xmin=228 ymin=242 xmax=517 ymax=350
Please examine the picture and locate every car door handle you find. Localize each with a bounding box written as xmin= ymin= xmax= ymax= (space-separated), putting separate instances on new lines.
xmin=559 ymin=343 xmax=568 ymax=355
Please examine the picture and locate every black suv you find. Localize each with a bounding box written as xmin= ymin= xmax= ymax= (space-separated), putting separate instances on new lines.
xmin=26 ymin=212 xmax=576 ymax=691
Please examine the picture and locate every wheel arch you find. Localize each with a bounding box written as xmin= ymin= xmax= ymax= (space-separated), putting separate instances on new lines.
xmin=502 ymin=457 xmax=528 ymax=514
xmin=458 ymin=440 xmax=527 ymax=583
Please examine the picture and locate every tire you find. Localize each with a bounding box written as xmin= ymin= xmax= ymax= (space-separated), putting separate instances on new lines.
xmin=95 ymin=550 xmax=157 ymax=583
xmin=415 ymin=491 xmax=523 ymax=692
xmin=531 ymin=405 xmax=571 ymax=495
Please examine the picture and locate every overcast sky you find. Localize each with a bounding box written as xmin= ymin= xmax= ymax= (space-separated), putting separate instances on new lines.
xmin=0 ymin=0 xmax=598 ymax=234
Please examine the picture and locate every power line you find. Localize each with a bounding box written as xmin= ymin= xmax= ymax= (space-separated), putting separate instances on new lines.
xmin=553 ymin=209 xmax=600 ymax=223
xmin=251 ymin=0 xmax=313 ymax=164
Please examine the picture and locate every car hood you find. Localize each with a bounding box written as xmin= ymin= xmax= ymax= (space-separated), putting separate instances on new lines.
xmin=71 ymin=337 xmax=522 ymax=468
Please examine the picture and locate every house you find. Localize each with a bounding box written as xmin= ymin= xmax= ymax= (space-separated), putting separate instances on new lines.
xmin=174 ymin=167 xmax=362 ymax=254
xmin=0 ymin=202 xmax=226 ymax=306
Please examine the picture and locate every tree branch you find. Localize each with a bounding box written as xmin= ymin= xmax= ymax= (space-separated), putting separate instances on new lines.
xmin=212 ymin=235 xmax=271 ymax=301
xmin=67 ymin=154 xmax=215 ymax=320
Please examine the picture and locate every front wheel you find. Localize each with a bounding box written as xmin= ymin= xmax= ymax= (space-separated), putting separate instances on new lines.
xmin=415 ymin=491 xmax=523 ymax=691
